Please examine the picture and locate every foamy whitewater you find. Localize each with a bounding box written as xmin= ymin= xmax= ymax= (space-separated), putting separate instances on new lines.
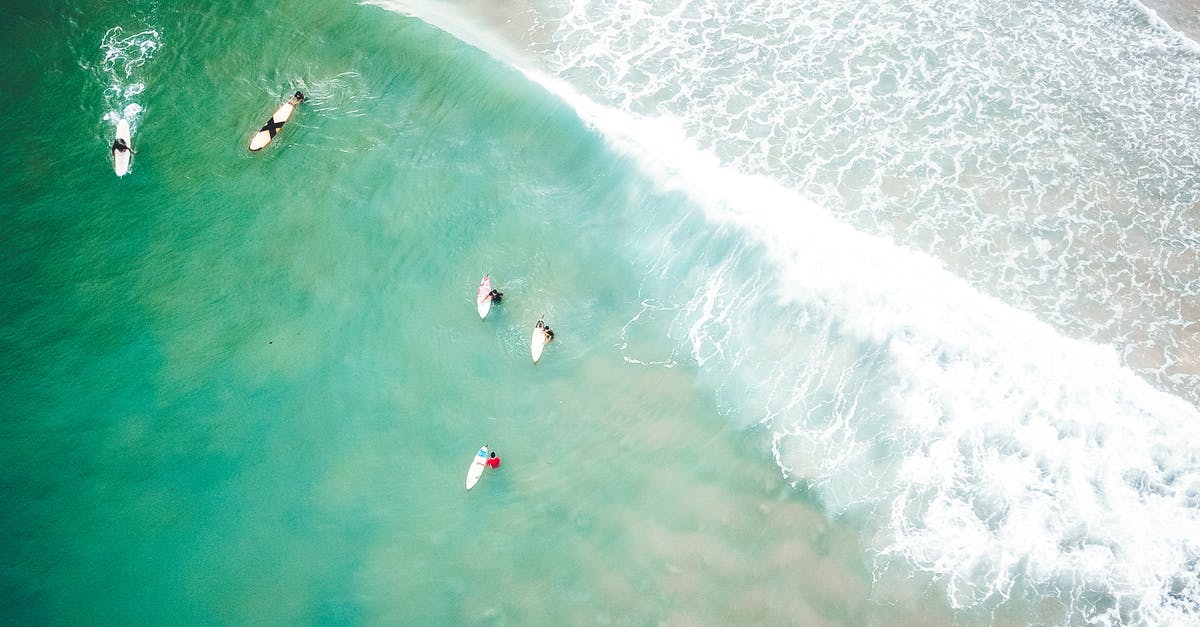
xmin=374 ymin=0 xmax=1200 ymax=623
xmin=92 ymin=26 xmax=160 ymax=136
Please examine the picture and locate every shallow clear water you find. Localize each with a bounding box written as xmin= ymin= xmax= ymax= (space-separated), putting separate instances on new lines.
xmin=3 ymin=0 xmax=1199 ymax=624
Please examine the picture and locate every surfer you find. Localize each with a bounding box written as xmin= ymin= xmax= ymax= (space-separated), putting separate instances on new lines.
xmin=249 ymin=91 xmax=306 ymax=151
xmin=531 ymin=318 xmax=553 ymax=363
xmin=485 ymin=288 xmax=503 ymax=304
xmin=486 ymin=451 xmax=500 ymax=469
xmin=111 ymin=137 xmax=132 ymax=156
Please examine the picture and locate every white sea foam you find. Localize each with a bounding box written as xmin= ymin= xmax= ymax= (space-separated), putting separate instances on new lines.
xmin=96 ymin=26 xmax=161 ymax=131
xmin=549 ymin=82 xmax=1200 ymax=625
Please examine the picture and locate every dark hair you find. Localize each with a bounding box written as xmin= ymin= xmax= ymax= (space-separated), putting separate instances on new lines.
xmin=294 ymin=91 xmax=305 ymax=100
xmin=489 ymin=452 xmax=497 ymax=458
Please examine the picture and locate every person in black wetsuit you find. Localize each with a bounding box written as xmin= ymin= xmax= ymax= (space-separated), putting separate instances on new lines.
xmin=111 ymin=137 xmax=131 ymax=156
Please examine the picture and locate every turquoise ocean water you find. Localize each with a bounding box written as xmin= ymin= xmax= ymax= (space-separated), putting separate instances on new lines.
xmin=3 ymin=0 xmax=1199 ymax=624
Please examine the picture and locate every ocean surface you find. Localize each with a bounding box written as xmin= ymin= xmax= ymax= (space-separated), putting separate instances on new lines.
xmin=2 ymin=0 xmax=1199 ymax=624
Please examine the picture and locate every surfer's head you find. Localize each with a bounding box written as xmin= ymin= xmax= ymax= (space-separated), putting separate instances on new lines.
xmin=294 ymin=91 xmax=305 ymax=101
xmin=490 ymin=452 xmax=497 ymax=459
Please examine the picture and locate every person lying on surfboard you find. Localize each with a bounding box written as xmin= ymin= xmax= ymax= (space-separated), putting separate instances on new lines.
xmin=538 ymin=321 xmax=554 ymax=344
xmin=484 ymin=288 xmax=503 ymax=303
xmin=111 ymin=137 xmax=132 ymax=156
xmin=486 ymin=451 xmax=500 ymax=469
xmin=249 ymin=91 xmax=306 ymax=151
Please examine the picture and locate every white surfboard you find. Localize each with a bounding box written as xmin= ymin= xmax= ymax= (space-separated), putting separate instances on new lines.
xmin=249 ymin=91 xmax=304 ymax=151
xmin=531 ymin=318 xmax=548 ymax=363
xmin=476 ymin=275 xmax=493 ymax=320
xmin=465 ymin=445 xmax=489 ymax=490
xmin=112 ymin=119 xmax=131 ymax=177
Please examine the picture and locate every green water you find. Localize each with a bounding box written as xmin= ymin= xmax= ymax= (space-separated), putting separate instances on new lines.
xmin=0 ymin=1 xmax=967 ymax=624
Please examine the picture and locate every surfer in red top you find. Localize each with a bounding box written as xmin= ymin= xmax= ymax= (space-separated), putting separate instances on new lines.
xmin=486 ymin=451 xmax=500 ymax=469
